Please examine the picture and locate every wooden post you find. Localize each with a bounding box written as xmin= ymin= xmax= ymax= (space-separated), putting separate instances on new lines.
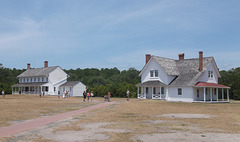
xmin=210 ymin=88 xmax=212 ymax=101
xmin=160 ymin=86 xmax=162 ymax=99
xmin=222 ymin=88 xmax=224 ymax=101
xmin=152 ymin=87 xmax=154 ymax=99
xmin=216 ymin=88 xmax=218 ymax=102
xmin=204 ymin=87 xmax=206 ymax=102
xmin=137 ymin=87 xmax=139 ymax=98
xmin=227 ymin=89 xmax=229 ymax=102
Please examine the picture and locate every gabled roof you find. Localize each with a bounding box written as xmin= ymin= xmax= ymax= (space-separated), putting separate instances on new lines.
xmin=139 ymin=56 xmax=179 ymax=76
xmin=170 ymin=57 xmax=213 ymax=86
xmin=154 ymin=56 xmax=179 ymax=76
xmin=17 ymin=66 xmax=59 ymax=78
xmin=60 ymin=81 xmax=86 ymax=87
xmin=140 ymin=55 xmax=218 ymax=86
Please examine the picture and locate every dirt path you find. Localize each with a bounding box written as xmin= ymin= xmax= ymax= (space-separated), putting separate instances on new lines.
xmin=0 ymin=101 xmax=117 ymax=138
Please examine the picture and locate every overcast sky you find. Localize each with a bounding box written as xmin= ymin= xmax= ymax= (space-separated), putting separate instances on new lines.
xmin=0 ymin=0 xmax=239 ymax=71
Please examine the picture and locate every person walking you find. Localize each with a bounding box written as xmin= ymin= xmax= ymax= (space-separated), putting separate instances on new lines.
xmin=63 ymin=91 xmax=66 ymax=99
xmin=58 ymin=90 xmax=60 ymax=99
xmin=107 ymin=92 xmax=111 ymax=102
xmin=90 ymin=91 xmax=94 ymax=101
xmin=126 ymin=90 xmax=130 ymax=101
xmin=68 ymin=91 xmax=70 ymax=98
xmin=83 ymin=91 xmax=86 ymax=102
xmin=39 ymin=91 xmax=42 ymax=98
xmin=87 ymin=92 xmax=90 ymax=101
xmin=2 ymin=90 xmax=5 ymax=98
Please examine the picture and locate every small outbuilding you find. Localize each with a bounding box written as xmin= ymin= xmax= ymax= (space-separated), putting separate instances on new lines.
xmin=59 ymin=81 xmax=87 ymax=97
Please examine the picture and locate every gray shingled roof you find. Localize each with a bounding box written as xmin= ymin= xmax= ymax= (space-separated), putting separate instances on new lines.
xmin=153 ymin=56 xmax=179 ymax=76
xmin=150 ymin=56 xmax=214 ymax=86
xmin=170 ymin=57 xmax=213 ymax=86
xmin=136 ymin=80 xmax=167 ymax=87
xmin=60 ymin=81 xmax=82 ymax=87
xmin=17 ymin=66 xmax=59 ymax=77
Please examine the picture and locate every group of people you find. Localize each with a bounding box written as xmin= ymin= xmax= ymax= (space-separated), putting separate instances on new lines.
xmin=39 ymin=91 xmax=45 ymax=98
xmin=82 ymin=91 xmax=94 ymax=102
xmin=62 ymin=91 xmax=71 ymax=99
xmin=2 ymin=89 xmax=131 ymax=101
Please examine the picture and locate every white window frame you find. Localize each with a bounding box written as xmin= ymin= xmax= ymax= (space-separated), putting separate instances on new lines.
xmin=150 ymin=70 xmax=159 ymax=78
xmin=161 ymin=87 xmax=164 ymax=94
xmin=197 ymin=89 xmax=199 ymax=98
xmin=208 ymin=70 xmax=214 ymax=78
xmin=178 ymin=88 xmax=182 ymax=95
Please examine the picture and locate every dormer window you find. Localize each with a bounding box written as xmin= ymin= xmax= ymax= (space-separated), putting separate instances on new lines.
xmin=208 ymin=71 xmax=213 ymax=78
xmin=150 ymin=70 xmax=158 ymax=78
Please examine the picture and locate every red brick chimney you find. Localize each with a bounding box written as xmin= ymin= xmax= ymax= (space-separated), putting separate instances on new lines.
xmin=146 ymin=54 xmax=151 ymax=64
xmin=178 ymin=53 xmax=184 ymax=60
xmin=44 ymin=61 xmax=48 ymax=68
xmin=199 ymin=51 xmax=203 ymax=71
xmin=27 ymin=63 xmax=31 ymax=70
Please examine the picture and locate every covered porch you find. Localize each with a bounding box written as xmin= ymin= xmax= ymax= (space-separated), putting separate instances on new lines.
xmin=194 ymin=82 xmax=230 ymax=103
xmin=11 ymin=83 xmax=49 ymax=95
xmin=136 ymin=80 xmax=167 ymax=100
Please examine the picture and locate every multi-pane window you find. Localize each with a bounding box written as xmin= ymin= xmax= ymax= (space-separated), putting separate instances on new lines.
xmin=208 ymin=71 xmax=213 ymax=78
xmin=153 ymin=87 xmax=156 ymax=94
xmin=150 ymin=70 xmax=159 ymax=77
xmin=161 ymin=87 xmax=164 ymax=94
xmin=178 ymin=88 xmax=182 ymax=95
xmin=197 ymin=89 xmax=199 ymax=98
xmin=155 ymin=70 xmax=158 ymax=77
xmin=150 ymin=70 xmax=154 ymax=77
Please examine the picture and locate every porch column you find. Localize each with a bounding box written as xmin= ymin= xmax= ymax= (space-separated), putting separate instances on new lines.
xmin=152 ymin=87 xmax=154 ymax=99
xmin=166 ymin=86 xmax=169 ymax=101
xmin=160 ymin=86 xmax=162 ymax=99
xmin=137 ymin=86 xmax=139 ymax=98
xmin=222 ymin=88 xmax=224 ymax=101
xmin=204 ymin=87 xmax=206 ymax=102
xmin=210 ymin=88 xmax=213 ymax=101
xmin=227 ymin=89 xmax=229 ymax=102
xmin=216 ymin=88 xmax=218 ymax=102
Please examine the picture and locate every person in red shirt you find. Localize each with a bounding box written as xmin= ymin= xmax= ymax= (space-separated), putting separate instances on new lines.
xmin=87 ymin=92 xmax=90 ymax=101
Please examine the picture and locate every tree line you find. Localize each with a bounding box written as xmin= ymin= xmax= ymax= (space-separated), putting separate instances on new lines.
xmin=0 ymin=65 xmax=240 ymax=100
xmin=64 ymin=67 xmax=140 ymax=98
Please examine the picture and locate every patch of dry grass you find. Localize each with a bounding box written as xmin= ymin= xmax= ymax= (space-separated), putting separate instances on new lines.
xmin=1 ymin=96 xmax=240 ymax=142
xmin=0 ymin=94 xmax=103 ymax=127
xmin=55 ymin=99 xmax=240 ymax=141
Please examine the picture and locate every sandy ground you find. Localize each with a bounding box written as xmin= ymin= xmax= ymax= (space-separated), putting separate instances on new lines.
xmin=3 ymin=113 xmax=239 ymax=142
xmin=1 ymin=99 xmax=240 ymax=142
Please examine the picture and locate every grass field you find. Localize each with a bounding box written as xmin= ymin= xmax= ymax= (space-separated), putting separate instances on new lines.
xmin=0 ymin=94 xmax=105 ymax=127
xmin=1 ymin=95 xmax=240 ymax=142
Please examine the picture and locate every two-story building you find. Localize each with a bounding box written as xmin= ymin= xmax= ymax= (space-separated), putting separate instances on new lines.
xmin=11 ymin=61 xmax=86 ymax=96
xmin=136 ymin=51 xmax=230 ymax=102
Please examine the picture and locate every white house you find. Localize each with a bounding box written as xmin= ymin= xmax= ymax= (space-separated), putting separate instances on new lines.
xmin=136 ymin=51 xmax=230 ymax=103
xmin=12 ymin=61 xmax=80 ymax=96
xmin=59 ymin=81 xmax=87 ymax=97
